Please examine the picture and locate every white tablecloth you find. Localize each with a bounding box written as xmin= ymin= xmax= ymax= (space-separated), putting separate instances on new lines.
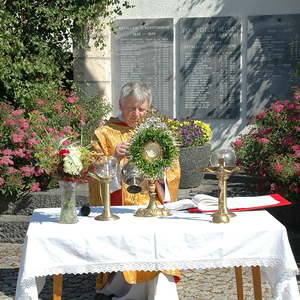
xmin=16 ymin=207 xmax=300 ymax=300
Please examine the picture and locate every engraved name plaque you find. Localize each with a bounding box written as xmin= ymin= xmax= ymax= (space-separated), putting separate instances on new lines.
xmin=179 ymin=17 xmax=241 ymax=120
xmin=112 ymin=19 xmax=173 ymax=116
xmin=247 ymin=14 xmax=300 ymax=118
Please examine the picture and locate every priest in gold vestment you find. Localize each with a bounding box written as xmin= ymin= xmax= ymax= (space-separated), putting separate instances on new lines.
xmin=90 ymin=82 xmax=181 ymax=300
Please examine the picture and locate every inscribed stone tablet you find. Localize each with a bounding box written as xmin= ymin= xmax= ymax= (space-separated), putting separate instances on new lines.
xmin=178 ymin=17 xmax=241 ymax=120
xmin=247 ymin=14 xmax=300 ymax=118
xmin=112 ymin=19 xmax=173 ymax=117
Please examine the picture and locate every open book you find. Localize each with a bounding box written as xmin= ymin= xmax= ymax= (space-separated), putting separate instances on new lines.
xmin=164 ymin=194 xmax=291 ymax=212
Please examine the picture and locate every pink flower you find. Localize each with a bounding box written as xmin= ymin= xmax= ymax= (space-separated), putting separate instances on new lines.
xmin=54 ymin=101 xmax=62 ymax=111
xmin=11 ymin=133 xmax=25 ymax=143
xmin=256 ymin=137 xmax=270 ymax=144
xmin=20 ymin=166 xmax=35 ymax=177
xmin=293 ymin=150 xmax=300 ymax=158
xmin=292 ymin=145 xmax=300 ymax=151
xmin=0 ymin=178 xmax=4 ymax=187
xmin=2 ymin=149 xmax=13 ymax=156
xmin=27 ymin=138 xmax=39 ymax=147
xmin=66 ymin=96 xmax=79 ymax=103
xmin=256 ymin=112 xmax=266 ymax=120
xmin=24 ymin=151 xmax=32 ymax=160
xmin=271 ymin=102 xmax=284 ymax=113
xmin=7 ymin=167 xmax=17 ymax=174
xmin=19 ymin=121 xmax=29 ymax=131
xmin=46 ymin=127 xmax=55 ymax=133
xmin=287 ymin=103 xmax=296 ymax=110
xmin=34 ymin=167 xmax=44 ymax=176
xmin=274 ymin=162 xmax=284 ymax=173
xmin=63 ymin=126 xmax=73 ymax=134
xmin=287 ymin=114 xmax=299 ymax=122
xmin=79 ymin=119 xmax=86 ymax=126
xmin=232 ymin=139 xmax=243 ymax=148
xmin=37 ymin=99 xmax=45 ymax=105
xmin=31 ymin=182 xmax=41 ymax=192
xmin=0 ymin=156 xmax=14 ymax=165
xmin=14 ymin=148 xmax=26 ymax=158
xmin=11 ymin=109 xmax=24 ymax=116
xmin=62 ymin=140 xmax=71 ymax=146
xmin=6 ymin=119 xmax=16 ymax=126
xmin=294 ymin=126 xmax=300 ymax=132
xmin=282 ymin=137 xmax=295 ymax=146
xmin=259 ymin=127 xmax=272 ymax=135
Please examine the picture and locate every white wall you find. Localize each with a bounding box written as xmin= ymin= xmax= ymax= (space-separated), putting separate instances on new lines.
xmin=120 ymin=0 xmax=300 ymax=19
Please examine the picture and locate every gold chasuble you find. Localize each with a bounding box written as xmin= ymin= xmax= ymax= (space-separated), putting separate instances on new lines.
xmin=89 ymin=117 xmax=181 ymax=287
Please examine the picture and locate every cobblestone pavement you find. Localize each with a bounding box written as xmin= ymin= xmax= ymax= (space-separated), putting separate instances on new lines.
xmin=1 ymin=243 xmax=299 ymax=300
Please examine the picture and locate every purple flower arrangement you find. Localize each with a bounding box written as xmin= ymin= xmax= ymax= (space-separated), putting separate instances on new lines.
xmin=167 ymin=118 xmax=212 ymax=147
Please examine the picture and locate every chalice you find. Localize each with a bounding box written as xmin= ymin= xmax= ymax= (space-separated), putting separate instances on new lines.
xmin=90 ymin=156 xmax=120 ymax=221
xmin=201 ymin=149 xmax=243 ymax=224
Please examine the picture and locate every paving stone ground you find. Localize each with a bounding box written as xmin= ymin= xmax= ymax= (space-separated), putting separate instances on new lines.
xmin=1 ymin=175 xmax=300 ymax=299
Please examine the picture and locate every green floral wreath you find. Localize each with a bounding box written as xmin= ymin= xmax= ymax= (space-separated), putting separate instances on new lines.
xmin=128 ymin=128 xmax=178 ymax=180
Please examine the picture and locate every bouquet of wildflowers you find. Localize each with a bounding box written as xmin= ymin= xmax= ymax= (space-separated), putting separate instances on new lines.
xmin=167 ymin=118 xmax=212 ymax=147
xmin=32 ymin=133 xmax=94 ymax=182
xmin=232 ymin=92 xmax=300 ymax=202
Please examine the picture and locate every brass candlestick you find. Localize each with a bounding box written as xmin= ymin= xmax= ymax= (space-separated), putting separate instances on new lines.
xmin=134 ymin=179 xmax=172 ymax=217
xmin=201 ymin=156 xmax=242 ymax=224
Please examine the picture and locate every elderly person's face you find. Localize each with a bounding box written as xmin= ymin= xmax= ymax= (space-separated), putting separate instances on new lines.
xmin=119 ymin=96 xmax=149 ymax=127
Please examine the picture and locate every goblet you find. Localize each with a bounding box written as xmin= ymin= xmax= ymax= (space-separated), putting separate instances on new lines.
xmin=201 ymin=149 xmax=243 ymax=224
xmin=91 ymin=156 xmax=120 ymax=221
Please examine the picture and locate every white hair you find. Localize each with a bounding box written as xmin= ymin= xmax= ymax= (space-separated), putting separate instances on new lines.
xmin=119 ymin=82 xmax=152 ymax=106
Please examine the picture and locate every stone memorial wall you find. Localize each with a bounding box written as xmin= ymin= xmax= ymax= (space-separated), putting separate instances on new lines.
xmin=247 ymin=14 xmax=300 ymax=117
xmin=111 ymin=14 xmax=300 ymax=122
xmin=111 ymin=18 xmax=173 ymax=116
xmin=178 ymin=17 xmax=241 ymax=120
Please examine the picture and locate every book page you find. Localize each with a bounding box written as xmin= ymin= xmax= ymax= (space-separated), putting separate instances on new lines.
xmin=195 ymin=195 xmax=279 ymax=211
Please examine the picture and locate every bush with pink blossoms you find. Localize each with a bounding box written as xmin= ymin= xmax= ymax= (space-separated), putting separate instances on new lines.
xmin=0 ymin=103 xmax=50 ymax=196
xmin=232 ymin=91 xmax=300 ymax=202
xmin=0 ymin=92 xmax=111 ymax=198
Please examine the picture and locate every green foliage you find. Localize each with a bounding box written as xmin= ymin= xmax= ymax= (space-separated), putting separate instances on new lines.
xmin=232 ymin=95 xmax=300 ymax=202
xmin=129 ymin=128 xmax=179 ymax=180
xmin=0 ymin=0 xmax=132 ymax=110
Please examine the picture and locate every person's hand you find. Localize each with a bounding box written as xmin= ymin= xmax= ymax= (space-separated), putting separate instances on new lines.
xmin=114 ymin=142 xmax=130 ymax=159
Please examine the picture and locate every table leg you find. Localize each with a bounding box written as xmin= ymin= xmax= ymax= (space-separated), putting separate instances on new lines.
xmin=251 ymin=266 xmax=262 ymax=300
xmin=234 ymin=266 xmax=244 ymax=300
xmin=53 ymin=274 xmax=63 ymax=300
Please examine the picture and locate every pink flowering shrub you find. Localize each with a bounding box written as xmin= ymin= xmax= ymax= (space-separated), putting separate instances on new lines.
xmin=0 ymin=92 xmax=111 ymax=197
xmin=0 ymin=103 xmax=49 ymax=195
xmin=232 ymin=91 xmax=300 ymax=202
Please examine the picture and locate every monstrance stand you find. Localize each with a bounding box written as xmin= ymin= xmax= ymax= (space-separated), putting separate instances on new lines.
xmin=134 ymin=142 xmax=172 ymax=217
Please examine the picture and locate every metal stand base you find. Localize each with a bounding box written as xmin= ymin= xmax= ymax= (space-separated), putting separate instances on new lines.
xmin=134 ymin=206 xmax=171 ymax=217
xmin=95 ymin=214 xmax=120 ymax=221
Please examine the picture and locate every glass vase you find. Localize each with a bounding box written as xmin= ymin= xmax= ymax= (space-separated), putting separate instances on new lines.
xmin=59 ymin=180 xmax=78 ymax=224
